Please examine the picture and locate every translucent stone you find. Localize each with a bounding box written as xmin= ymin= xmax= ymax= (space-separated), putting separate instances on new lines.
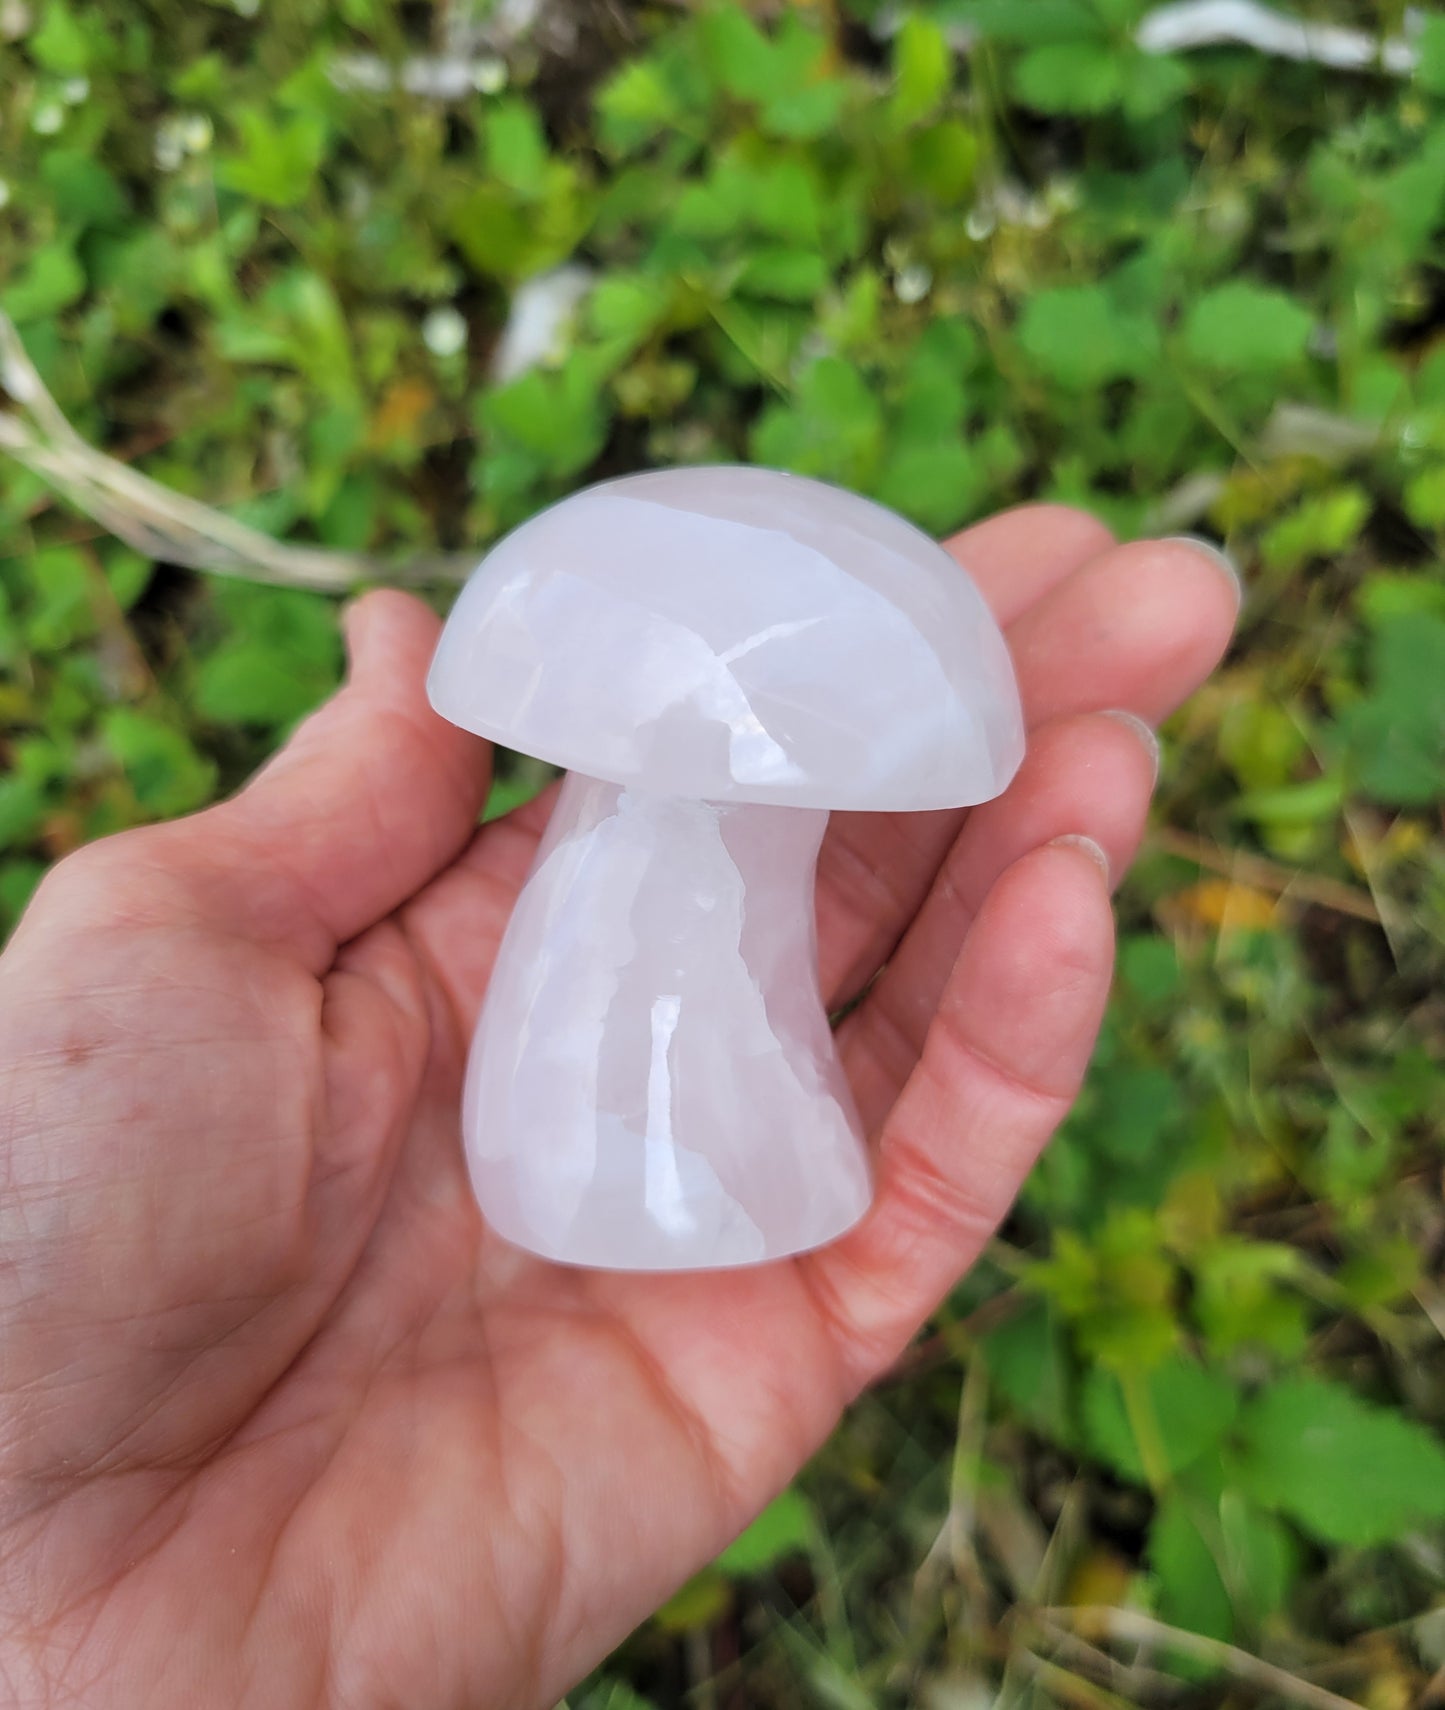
xmin=465 ymin=774 xmax=870 ymax=1268
xmin=429 ymin=466 xmax=1026 ymax=1270
xmin=428 ymin=465 xmax=1024 ymax=811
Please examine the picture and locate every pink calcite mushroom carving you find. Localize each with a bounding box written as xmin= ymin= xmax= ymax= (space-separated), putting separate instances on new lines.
xmin=427 ymin=466 xmax=1025 ymax=1270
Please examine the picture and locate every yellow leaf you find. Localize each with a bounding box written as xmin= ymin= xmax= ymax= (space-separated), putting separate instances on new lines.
xmin=367 ymin=377 xmax=436 ymax=453
xmin=652 ymin=1569 xmax=730 ymax=1633
xmin=1063 ymin=1546 xmax=1132 ymax=1609
xmin=1158 ymin=1169 xmax=1222 ymax=1256
xmin=1174 ymin=877 xmax=1278 ymax=932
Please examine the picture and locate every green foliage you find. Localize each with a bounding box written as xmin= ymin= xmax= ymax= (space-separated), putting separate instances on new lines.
xmin=1338 ymin=610 xmax=1445 ymax=806
xmin=1181 ymin=283 xmax=1315 ymax=374
xmin=1233 ymin=1378 xmax=1445 ymax=1548
xmin=1016 ymin=282 xmax=1158 ymax=390
xmin=193 ymin=584 xmax=342 ymax=731
xmin=1082 ymin=1355 xmax=1238 ymax=1486
xmin=4 ymin=0 xmax=1445 ymax=1703
xmin=102 ymin=707 xmax=216 ymax=817
xmin=218 ymin=110 xmax=329 ymax=208
xmin=714 ymin=1488 xmax=818 ymax=1574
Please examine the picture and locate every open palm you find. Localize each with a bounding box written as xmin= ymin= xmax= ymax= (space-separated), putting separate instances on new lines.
xmin=0 ymin=504 xmax=1236 ymax=1709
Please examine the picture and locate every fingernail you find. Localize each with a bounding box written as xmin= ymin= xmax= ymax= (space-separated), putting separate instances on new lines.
xmin=1049 ymin=833 xmax=1111 ymax=884
xmin=1100 ymin=709 xmax=1161 ymax=785
xmin=1164 ymin=534 xmax=1243 ymax=610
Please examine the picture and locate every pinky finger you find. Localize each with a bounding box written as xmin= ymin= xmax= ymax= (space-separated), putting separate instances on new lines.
xmin=798 ymin=838 xmax=1115 ymax=1391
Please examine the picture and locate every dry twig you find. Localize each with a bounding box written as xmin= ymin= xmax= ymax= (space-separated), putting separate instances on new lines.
xmin=1035 ymin=1605 xmax=1365 ymax=1710
xmin=1153 ymin=825 xmax=1382 ymax=924
xmin=0 ymin=311 xmax=471 ymax=593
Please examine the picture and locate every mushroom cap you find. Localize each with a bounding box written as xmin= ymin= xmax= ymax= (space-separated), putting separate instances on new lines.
xmin=427 ymin=466 xmax=1025 ymax=811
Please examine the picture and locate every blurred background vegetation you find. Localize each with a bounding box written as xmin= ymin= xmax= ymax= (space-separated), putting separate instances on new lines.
xmin=3 ymin=0 xmax=1445 ymax=1704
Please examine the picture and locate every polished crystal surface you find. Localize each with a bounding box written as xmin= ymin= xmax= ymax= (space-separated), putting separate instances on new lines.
xmin=465 ymin=774 xmax=871 ymax=1268
xmin=428 ymin=465 xmax=1024 ymax=811
xmin=430 ymin=466 xmax=1025 ymax=1271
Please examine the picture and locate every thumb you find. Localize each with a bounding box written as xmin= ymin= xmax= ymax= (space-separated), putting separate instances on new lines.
xmin=200 ymin=589 xmax=493 ymax=970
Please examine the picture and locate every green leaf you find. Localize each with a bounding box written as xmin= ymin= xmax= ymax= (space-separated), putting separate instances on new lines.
xmin=1235 ymin=1377 xmax=1445 ymax=1546
xmin=448 ymin=165 xmax=589 ymax=282
xmin=1083 ymin=1355 xmax=1239 ymax=1484
xmin=103 ymin=549 xmax=154 ymax=612
xmin=218 ymin=109 xmax=328 ymax=208
xmin=1217 ymin=1492 xmax=1300 ymax=1624
xmin=1415 ymin=16 xmax=1445 ymax=97
xmin=1218 ymin=698 xmax=1309 ymax=793
xmin=714 ymin=1488 xmax=816 ymax=1575
xmin=1117 ymin=935 xmax=1182 ymax=1005
xmin=1182 ymin=283 xmax=1314 ymax=375
xmin=40 ymin=151 xmax=131 ymax=230
xmin=1120 ymin=50 xmax=1192 ymax=120
xmin=907 ymin=119 xmax=979 ymax=202
xmin=872 ymin=440 xmax=979 ymax=536
xmin=937 ymin=0 xmax=1102 ymax=45
xmin=194 ymin=641 xmax=333 ymax=729
xmin=891 ymin=13 xmax=951 ymax=125
xmin=204 ymin=581 xmax=342 ymax=722
xmin=447 ymin=185 xmax=536 ymax=280
xmin=1357 ymin=571 xmax=1445 ymax=625
xmin=751 ymin=355 xmax=883 ymax=486
xmin=587 ymin=273 xmax=672 ymax=348
xmin=1232 ymin=776 xmax=1344 ymax=828
xmin=1149 ymin=1493 xmax=1233 ymax=1647
xmin=0 ymin=859 xmax=45 ymax=931
xmin=22 ymin=545 xmax=96 ymax=651
xmin=29 ymin=0 xmax=91 ymax=72
xmin=574 ymin=1681 xmax=663 ymax=1710
xmin=102 ymin=709 xmax=217 ymax=818
xmin=1 ymin=243 xmax=86 ymax=324
xmin=1014 ymin=42 xmax=1124 ymax=116
xmin=485 ymin=100 xmax=550 ymax=198
xmin=1030 ymin=1211 xmax=1180 ymax=1369
xmin=696 ymin=6 xmax=843 ymax=138
xmin=982 ymin=1298 xmax=1074 ymax=1440
xmin=761 ymin=76 xmax=848 ymax=141
xmin=483 ymin=759 xmax=554 ymax=824
xmin=1260 ymin=485 xmax=1370 ymax=574
xmin=0 ymin=778 xmax=47 ymax=852
xmin=1017 ymin=285 xmax=1156 ymax=389
xmin=700 ymin=3 xmax=780 ymax=102
xmin=596 ymin=57 xmax=683 ymax=156
xmin=735 ymin=246 xmax=829 ymax=302
xmin=1338 ymin=612 xmax=1445 ymax=807
xmin=1193 ymin=1239 xmax=1308 ymax=1358
xmin=1085 ymin=1063 xmax=1182 ymax=1164
xmin=479 ymin=353 xmax=610 ymax=477
xmin=1404 ymin=462 xmax=1445 ymax=530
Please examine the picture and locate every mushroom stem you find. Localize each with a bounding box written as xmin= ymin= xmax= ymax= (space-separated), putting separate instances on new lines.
xmin=463 ymin=771 xmax=873 ymax=1269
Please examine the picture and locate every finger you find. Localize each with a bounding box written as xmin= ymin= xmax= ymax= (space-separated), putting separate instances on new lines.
xmin=816 ymin=505 xmax=1116 ymax=1005
xmin=1010 ymin=536 xmax=1241 ymax=727
xmin=800 ymin=838 xmax=1115 ymax=1387
xmin=817 ymin=535 xmax=1237 ymax=1006
xmin=944 ymin=501 xmax=1116 ymax=625
xmin=839 ymin=710 xmax=1156 ymax=1135
xmin=197 ymin=590 xmax=492 ymax=970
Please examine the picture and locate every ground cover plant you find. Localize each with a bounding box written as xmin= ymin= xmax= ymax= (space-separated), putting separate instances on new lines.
xmin=2 ymin=0 xmax=1444 ymax=1703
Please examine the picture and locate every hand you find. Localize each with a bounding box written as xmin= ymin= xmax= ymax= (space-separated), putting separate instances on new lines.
xmin=0 ymin=506 xmax=1236 ymax=1709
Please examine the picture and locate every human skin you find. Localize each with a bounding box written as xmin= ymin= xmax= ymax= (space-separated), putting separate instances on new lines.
xmin=0 ymin=505 xmax=1237 ymax=1710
